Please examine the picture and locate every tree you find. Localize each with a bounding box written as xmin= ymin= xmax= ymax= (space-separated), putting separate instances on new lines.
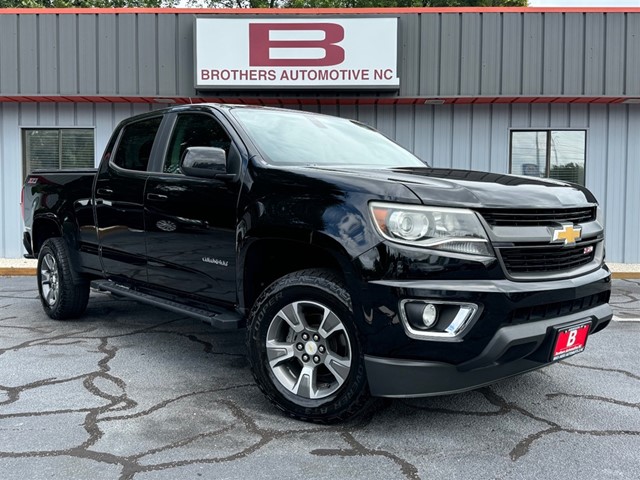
xmin=188 ymin=1 xmax=528 ymax=7
xmin=0 ymin=0 xmax=527 ymax=7
xmin=0 ymin=0 xmax=177 ymax=7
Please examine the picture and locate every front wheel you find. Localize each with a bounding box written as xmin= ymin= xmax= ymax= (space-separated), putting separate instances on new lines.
xmin=37 ymin=237 xmax=89 ymax=320
xmin=246 ymin=269 xmax=369 ymax=423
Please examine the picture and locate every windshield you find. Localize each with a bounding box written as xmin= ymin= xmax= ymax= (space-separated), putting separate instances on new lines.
xmin=231 ymin=108 xmax=426 ymax=169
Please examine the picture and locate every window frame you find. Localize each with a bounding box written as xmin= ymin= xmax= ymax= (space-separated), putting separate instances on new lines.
xmin=21 ymin=126 xmax=96 ymax=179
xmin=109 ymin=115 xmax=165 ymax=173
xmin=508 ymin=128 xmax=588 ymax=185
xmin=161 ymin=112 xmax=233 ymax=175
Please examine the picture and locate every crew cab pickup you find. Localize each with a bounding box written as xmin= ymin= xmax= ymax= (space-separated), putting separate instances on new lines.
xmin=22 ymin=104 xmax=612 ymax=423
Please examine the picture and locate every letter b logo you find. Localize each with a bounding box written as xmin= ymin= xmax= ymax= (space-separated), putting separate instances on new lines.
xmin=566 ymin=329 xmax=578 ymax=348
xmin=249 ymin=23 xmax=345 ymax=67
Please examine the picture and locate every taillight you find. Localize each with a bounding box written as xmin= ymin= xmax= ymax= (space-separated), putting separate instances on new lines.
xmin=20 ymin=186 xmax=25 ymax=221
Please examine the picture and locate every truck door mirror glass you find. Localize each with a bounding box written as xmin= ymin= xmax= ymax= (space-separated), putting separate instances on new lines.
xmin=181 ymin=147 xmax=227 ymax=178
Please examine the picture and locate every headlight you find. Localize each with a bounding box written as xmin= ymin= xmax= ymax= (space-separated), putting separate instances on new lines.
xmin=370 ymin=202 xmax=493 ymax=257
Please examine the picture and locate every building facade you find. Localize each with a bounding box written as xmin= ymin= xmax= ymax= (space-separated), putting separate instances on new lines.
xmin=0 ymin=7 xmax=639 ymax=261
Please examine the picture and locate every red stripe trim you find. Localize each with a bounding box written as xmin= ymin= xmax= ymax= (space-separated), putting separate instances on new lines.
xmin=1 ymin=95 xmax=638 ymax=106
xmin=1 ymin=7 xmax=640 ymax=15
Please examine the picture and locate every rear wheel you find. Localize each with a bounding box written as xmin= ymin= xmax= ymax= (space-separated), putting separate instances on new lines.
xmin=247 ymin=269 xmax=369 ymax=423
xmin=37 ymin=238 xmax=89 ymax=320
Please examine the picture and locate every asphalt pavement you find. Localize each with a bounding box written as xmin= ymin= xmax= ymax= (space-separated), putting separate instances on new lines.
xmin=0 ymin=276 xmax=638 ymax=480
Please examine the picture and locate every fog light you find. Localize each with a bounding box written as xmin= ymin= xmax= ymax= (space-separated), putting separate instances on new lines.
xmin=422 ymin=304 xmax=438 ymax=328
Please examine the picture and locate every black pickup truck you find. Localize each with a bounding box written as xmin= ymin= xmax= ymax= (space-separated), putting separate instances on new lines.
xmin=22 ymin=104 xmax=612 ymax=422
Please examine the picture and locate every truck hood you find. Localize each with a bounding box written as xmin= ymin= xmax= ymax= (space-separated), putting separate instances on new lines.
xmin=309 ymin=166 xmax=597 ymax=209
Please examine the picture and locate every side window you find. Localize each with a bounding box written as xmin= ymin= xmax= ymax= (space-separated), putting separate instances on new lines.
xmin=164 ymin=114 xmax=232 ymax=174
xmin=112 ymin=116 xmax=163 ymax=172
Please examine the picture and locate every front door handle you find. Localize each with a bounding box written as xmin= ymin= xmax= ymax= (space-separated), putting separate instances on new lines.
xmin=146 ymin=193 xmax=168 ymax=201
xmin=96 ymin=188 xmax=113 ymax=196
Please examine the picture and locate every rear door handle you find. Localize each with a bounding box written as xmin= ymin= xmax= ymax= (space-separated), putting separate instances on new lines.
xmin=96 ymin=188 xmax=113 ymax=196
xmin=146 ymin=193 xmax=168 ymax=201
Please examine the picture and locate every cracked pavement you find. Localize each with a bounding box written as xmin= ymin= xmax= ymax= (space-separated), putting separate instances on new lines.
xmin=0 ymin=276 xmax=638 ymax=480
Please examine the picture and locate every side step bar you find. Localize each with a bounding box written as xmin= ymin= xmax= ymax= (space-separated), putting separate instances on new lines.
xmin=92 ymin=280 xmax=242 ymax=330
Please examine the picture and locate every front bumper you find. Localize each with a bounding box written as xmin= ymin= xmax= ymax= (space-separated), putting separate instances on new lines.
xmin=361 ymin=267 xmax=612 ymax=397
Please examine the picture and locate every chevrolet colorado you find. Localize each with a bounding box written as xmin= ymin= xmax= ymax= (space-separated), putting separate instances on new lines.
xmin=22 ymin=104 xmax=612 ymax=422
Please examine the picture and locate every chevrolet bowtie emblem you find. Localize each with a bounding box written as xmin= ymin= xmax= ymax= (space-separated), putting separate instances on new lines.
xmin=552 ymin=225 xmax=582 ymax=245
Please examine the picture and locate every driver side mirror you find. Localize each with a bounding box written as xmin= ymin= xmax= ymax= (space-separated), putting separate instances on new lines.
xmin=181 ymin=147 xmax=233 ymax=180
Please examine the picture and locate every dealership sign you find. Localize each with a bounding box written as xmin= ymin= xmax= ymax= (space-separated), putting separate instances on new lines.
xmin=195 ymin=18 xmax=399 ymax=89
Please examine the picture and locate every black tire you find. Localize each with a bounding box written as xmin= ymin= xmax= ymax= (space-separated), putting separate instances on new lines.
xmin=246 ymin=269 xmax=370 ymax=423
xmin=37 ymin=237 xmax=90 ymax=320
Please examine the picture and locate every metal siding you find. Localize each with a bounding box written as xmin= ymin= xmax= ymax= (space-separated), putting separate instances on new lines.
xmin=584 ymin=14 xmax=605 ymax=96
xmin=563 ymin=14 xmax=585 ymax=95
xmin=489 ymin=104 xmax=510 ymax=173
xmin=432 ymin=105 xmax=454 ymax=167
xmin=118 ymin=15 xmax=138 ymax=96
xmin=480 ymin=14 xmax=502 ymax=96
xmin=1 ymin=104 xmax=21 ymax=258
xmin=399 ymin=15 xmax=420 ymax=98
xmin=59 ymin=15 xmax=78 ymax=95
xmin=95 ymin=103 xmax=115 ymax=164
xmin=177 ymin=14 xmax=195 ymax=96
xmin=0 ymin=16 xmax=19 ymax=93
xmin=38 ymin=15 xmax=58 ymax=95
xmin=419 ymin=13 xmax=441 ymax=96
xmin=511 ymin=103 xmax=530 ymax=128
xmin=356 ymin=105 xmax=376 ymax=128
xmin=460 ymin=14 xmax=481 ymax=96
xmin=413 ymin=105 xmax=433 ymax=164
xmin=439 ymin=15 xmax=461 ymax=96
xmin=395 ymin=105 xmax=414 ymax=154
xmin=20 ymin=103 xmax=38 ymax=126
xmin=452 ymin=105 xmax=472 ymax=170
xmin=470 ymin=104 xmax=492 ymax=172
xmin=604 ymin=14 xmax=626 ymax=96
xmin=98 ymin=15 xmax=117 ymax=95
xmin=501 ymin=14 xmax=523 ymax=96
xmin=158 ymin=14 xmax=178 ymax=96
xmin=522 ymin=13 xmax=544 ymax=95
xmin=604 ymin=105 xmax=627 ymax=259
xmin=624 ymin=106 xmax=640 ymax=261
xmin=57 ymin=103 xmax=75 ymax=126
xmin=585 ymin=104 xmax=608 ymax=212
xmin=18 ymin=15 xmax=38 ymax=94
xmin=569 ymin=103 xmax=588 ymax=128
xmin=530 ymin=103 xmax=550 ymax=128
xmin=627 ymin=14 xmax=640 ymax=95
xmin=549 ymin=103 xmax=569 ymax=127
xmin=77 ymin=14 xmax=97 ymax=95
xmin=542 ymin=14 xmax=563 ymax=95
xmin=138 ymin=15 xmax=158 ymax=96
xmin=38 ymin=103 xmax=56 ymax=126
xmin=1 ymin=12 xmax=639 ymax=98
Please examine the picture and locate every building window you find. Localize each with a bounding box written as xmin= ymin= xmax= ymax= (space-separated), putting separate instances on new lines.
xmin=23 ymin=129 xmax=95 ymax=174
xmin=510 ymin=130 xmax=586 ymax=185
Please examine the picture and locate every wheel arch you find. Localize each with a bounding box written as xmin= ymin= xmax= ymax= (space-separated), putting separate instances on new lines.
xmin=239 ymin=233 xmax=360 ymax=316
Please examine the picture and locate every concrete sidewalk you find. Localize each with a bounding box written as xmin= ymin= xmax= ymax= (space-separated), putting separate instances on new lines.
xmin=2 ymin=258 xmax=639 ymax=279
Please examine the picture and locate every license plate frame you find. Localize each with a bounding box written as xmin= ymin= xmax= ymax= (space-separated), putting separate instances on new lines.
xmin=551 ymin=321 xmax=591 ymax=361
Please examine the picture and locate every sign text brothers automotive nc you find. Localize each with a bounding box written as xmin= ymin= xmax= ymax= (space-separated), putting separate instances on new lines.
xmin=195 ymin=18 xmax=399 ymax=89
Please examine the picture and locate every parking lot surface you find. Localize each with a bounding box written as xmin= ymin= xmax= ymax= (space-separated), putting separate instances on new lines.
xmin=0 ymin=276 xmax=638 ymax=480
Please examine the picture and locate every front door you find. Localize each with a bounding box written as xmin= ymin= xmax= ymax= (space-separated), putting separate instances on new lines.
xmin=143 ymin=112 xmax=241 ymax=305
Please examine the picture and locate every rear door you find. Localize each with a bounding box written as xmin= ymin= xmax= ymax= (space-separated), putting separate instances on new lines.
xmin=143 ymin=111 xmax=242 ymax=305
xmin=94 ymin=115 xmax=163 ymax=281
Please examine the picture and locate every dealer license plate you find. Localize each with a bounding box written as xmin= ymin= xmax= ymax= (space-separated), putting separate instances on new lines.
xmin=552 ymin=322 xmax=590 ymax=361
